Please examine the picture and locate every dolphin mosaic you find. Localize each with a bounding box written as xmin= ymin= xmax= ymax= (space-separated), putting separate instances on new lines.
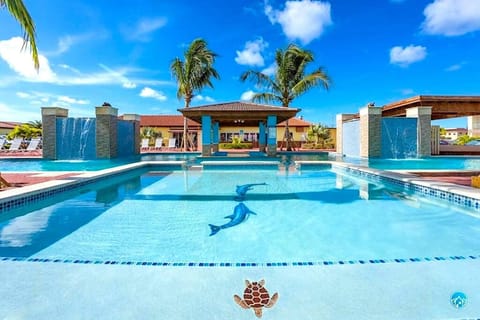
xmin=235 ymin=183 xmax=267 ymax=197
xmin=209 ymin=203 xmax=256 ymax=236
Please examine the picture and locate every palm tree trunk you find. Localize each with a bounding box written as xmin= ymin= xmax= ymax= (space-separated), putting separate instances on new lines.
xmin=285 ymin=120 xmax=292 ymax=151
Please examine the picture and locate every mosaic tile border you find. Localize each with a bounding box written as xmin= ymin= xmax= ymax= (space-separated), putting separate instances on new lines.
xmin=334 ymin=164 xmax=480 ymax=212
xmin=0 ymin=162 xmax=183 ymax=215
xmin=0 ymin=254 xmax=478 ymax=267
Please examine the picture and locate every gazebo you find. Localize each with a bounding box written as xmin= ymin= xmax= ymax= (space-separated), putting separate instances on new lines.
xmin=178 ymin=101 xmax=300 ymax=156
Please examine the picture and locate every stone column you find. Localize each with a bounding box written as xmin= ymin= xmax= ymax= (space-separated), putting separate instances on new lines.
xmin=468 ymin=116 xmax=480 ymax=136
xmin=258 ymin=121 xmax=266 ymax=152
xmin=266 ymin=115 xmax=277 ymax=156
xmin=406 ymin=106 xmax=432 ymax=157
xmin=201 ymin=115 xmax=212 ymax=156
xmin=96 ymin=105 xmax=118 ymax=159
xmin=212 ymin=121 xmax=219 ymax=153
xmin=122 ymin=114 xmax=141 ymax=155
xmin=359 ymin=106 xmax=382 ymax=158
xmin=336 ymin=113 xmax=357 ymax=156
xmin=41 ymin=107 xmax=68 ymax=159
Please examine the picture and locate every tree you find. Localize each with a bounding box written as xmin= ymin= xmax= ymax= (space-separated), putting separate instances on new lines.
xmin=170 ymin=38 xmax=219 ymax=151
xmin=7 ymin=123 xmax=41 ymax=140
xmin=307 ymin=123 xmax=331 ymax=148
xmin=240 ymin=44 xmax=330 ymax=151
xmin=27 ymin=119 xmax=42 ymax=129
xmin=1 ymin=0 xmax=39 ymax=69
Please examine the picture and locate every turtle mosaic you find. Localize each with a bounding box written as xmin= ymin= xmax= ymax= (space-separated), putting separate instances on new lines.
xmin=234 ymin=279 xmax=278 ymax=318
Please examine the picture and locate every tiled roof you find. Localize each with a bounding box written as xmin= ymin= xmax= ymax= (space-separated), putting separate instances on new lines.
xmin=0 ymin=121 xmax=22 ymax=129
xmin=178 ymin=101 xmax=299 ymax=112
xmin=278 ymin=118 xmax=312 ymax=127
xmin=140 ymin=115 xmax=200 ymax=127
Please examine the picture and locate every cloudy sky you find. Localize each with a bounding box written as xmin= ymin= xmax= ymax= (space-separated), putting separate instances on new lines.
xmin=0 ymin=0 xmax=479 ymax=128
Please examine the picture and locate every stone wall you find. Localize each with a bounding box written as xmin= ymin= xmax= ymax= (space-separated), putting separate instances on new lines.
xmin=41 ymin=107 xmax=68 ymax=159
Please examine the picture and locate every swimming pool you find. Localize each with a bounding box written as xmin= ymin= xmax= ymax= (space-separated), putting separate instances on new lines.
xmin=1 ymin=166 xmax=479 ymax=264
xmin=1 ymin=163 xmax=480 ymax=319
xmin=344 ymin=156 xmax=480 ymax=170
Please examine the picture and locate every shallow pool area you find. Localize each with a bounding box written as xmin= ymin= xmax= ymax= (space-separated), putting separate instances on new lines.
xmin=1 ymin=160 xmax=480 ymax=319
xmin=344 ymin=155 xmax=480 ymax=170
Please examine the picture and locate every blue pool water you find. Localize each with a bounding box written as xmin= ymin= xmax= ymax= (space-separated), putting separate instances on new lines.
xmin=344 ymin=156 xmax=480 ymax=170
xmin=0 ymin=154 xmax=198 ymax=171
xmin=1 ymin=168 xmax=479 ymax=264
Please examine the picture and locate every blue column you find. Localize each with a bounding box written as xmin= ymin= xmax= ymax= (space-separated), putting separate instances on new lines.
xmin=267 ymin=115 xmax=277 ymax=156
xmin=212 ymin=121 xmax=219 ymax=152
xmin=258 ymin=121 xmax=266 ymax=152
xmin=201 ymin=115 xmax=212 ymax=156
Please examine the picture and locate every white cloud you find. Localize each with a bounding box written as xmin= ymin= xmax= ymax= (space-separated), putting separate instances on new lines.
xmin=445 ymin=63 xmax=464 ymax=71
xmin=265 ymin=0 xmax=332 ymax=44
xmin=16 ymin=91 xmax=32 ymax=99
xmin=15 ymin=90 xmax=89 ymax=107
xmin=57 ymin=96 xmax=90 ymax=105
xmin=122 ymin=81 xmax=137 ymax=89
xmin=390 ymin=45 xmax=427 ymax=67
xmin=235 ymin=38 xmax=268 ymax=66
xmin=0 ymin=102 xmax=43 ymax=122
xmin=124 ymin=17 xmax=167 ymax=42
xmin=194 ymin=95 xmax=215 ymax=102
xmin=140 ymin=87 xmax=167 ymax=101
xmin=48 ymin=31 xmax=108 ymax=56
xmin=262 ymin=63 xmax=277 ymax=76
xmin=241 ymin=90 xmax=256 ymax=101
xmin=0 ymin=38 xmax=171 ymax=88
xmin=0 ymin=37 xmax=57 ymax=82
xmin=422 ymin=0 xmax=480 ymax=36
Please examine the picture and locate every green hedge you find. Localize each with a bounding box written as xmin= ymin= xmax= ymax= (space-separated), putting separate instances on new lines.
xmin=219 ymin=142 xmax=253 ymax=149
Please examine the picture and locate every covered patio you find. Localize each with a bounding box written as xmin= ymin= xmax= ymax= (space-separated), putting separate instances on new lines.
xmin=178 ymin=102 xmax=300 ymax=156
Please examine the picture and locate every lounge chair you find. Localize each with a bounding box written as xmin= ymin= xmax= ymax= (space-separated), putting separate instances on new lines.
xmin=153 ymin=138 xmax=163 ymax=151
xmin=26 ymin=137 xmax=42 ymax=151
xmin=0 ymin=138 xmax=6 ymax=150
xmin=167 ymin=138 xmax=176 ymax=150
xmin=141 ymin=138 xmax=149 ymax=151
xmin=7 ymin=138 xmax=23 ymax=152
xmin=0 ymin=172 xmax=10 ymax=189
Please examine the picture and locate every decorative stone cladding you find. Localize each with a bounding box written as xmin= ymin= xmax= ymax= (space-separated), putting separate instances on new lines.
xmin=95 ymin=105 xmax=118 ymax=159
xmin=41 ymin=107 xmax=68 ymax=160
xmin=407 ymin=106 xmax=432 ymax=157
xmin=359 ymin=107 xmax=382 ymax=157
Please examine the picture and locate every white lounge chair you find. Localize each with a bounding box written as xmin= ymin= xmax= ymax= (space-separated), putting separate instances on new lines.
xmin=153 ymin=138 xmax=163 ymax=150
xmin=26 ymin=137 xmax=41 ymax=151
xmin=7 ymin=138 xmax=23 ymax=152
xmin=0 ymin=138 xmax=6 ymax=150
xmin=167 ymin=138 xmax=176 ymax=150
xmin=141 ymin=138 xmax=149 ymax=151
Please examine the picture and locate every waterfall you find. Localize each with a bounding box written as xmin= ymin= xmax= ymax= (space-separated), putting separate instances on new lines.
xmin=56 ymin=118 xmax=96 ymax=159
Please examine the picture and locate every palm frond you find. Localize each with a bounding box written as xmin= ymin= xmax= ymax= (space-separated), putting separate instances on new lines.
xmin=2 ymin=0 xmax=39 ymax=70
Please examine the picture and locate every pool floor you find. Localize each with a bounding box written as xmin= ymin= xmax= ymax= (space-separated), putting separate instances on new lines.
xmin=1 ymin=259 xmax=479 ymax=319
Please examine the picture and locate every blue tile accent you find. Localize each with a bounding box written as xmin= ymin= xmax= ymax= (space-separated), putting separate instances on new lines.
xmin=2 ymin=253 xmax=480 ymax=267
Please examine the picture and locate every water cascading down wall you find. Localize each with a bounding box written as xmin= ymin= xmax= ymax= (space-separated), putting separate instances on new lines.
xmin=41 ymin=104 xmax=141 ymax=160
xmin=336 ymin=106 xmax=432 ymax=159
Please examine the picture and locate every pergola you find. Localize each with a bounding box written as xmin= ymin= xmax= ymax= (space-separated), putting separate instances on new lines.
xmin=381 ymin=95 xmax=480 ymax=120
xmin=178 ymin=101 xmax=300 ymax=156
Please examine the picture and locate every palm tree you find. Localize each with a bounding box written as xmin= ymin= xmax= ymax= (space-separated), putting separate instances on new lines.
xmin=27 ymin=119 xmax=42 ymax=129
xmin=170 ymin=38 xmax=219 ymax=151
xmin=240 ymin=44 xmax=330 ymax=151
xmin=1 ymin=0 xmax=39 ymax=69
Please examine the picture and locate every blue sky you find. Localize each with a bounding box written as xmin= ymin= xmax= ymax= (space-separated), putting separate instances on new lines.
xmin=0 ymin=0 xmax=479 ymax=128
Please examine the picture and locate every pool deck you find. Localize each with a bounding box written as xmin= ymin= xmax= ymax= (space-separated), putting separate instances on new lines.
xmin=1 ymin=160 xmax=480 ymax=318
xmin=1 ymin=258 xmax=479 ymax=319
